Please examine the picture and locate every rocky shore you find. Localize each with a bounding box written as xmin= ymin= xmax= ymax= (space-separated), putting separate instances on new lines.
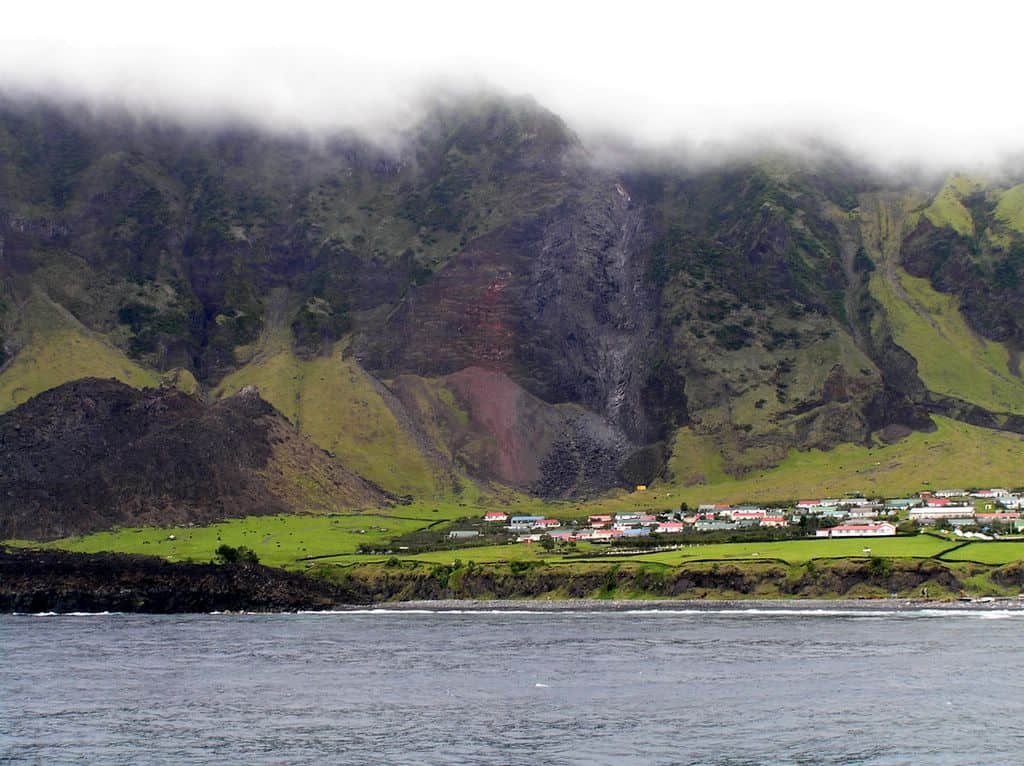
xmin=0 ymin=546 xmax=362 ymax=613
xmin=4 ymin=546 xmax=1023 ymax=614
xmin=378 ymin=597 xmax=1024 ymax=612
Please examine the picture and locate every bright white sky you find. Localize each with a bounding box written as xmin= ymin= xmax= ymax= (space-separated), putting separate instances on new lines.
xmin=1 ymin=0 xmax=1022 ymax=168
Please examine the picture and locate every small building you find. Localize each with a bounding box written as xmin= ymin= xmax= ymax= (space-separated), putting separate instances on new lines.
xmin=886 ymin=498 xmax=922 ymax=510
xmin=695 ymin=520 xmax=738 ymax=532
xmin=483 ymin=511 xmax=509 ymax=523
xmin=909 ymin=506 xmax=974 ymax=522
xmin=975 ymin=512 xmax=1021 ymax=524
xmin=534 ymin=518 xmax=561 ymax=530
xmin=816 ymin=522 xmax=896 ymax=538
xmin=760 ymin=515 xmax=789 ymax=528
xmin=509 ymin=515 xmax=545 ymax=528
xmin=635 ymin=484 xmax=648 ymax=492
xmin=655 ymin=521 xmax=686 ymax=534
xmin=588 ymin=514 xmax=613 ymax=528
xmin=698 ymin=503 xmax=732 ymax=514
xmin=730 ymin=510 xmax=767 ymax=521
xmin=972 ymin=489 xmax=1010 ymax=499
xmin=816 ymin=507 xmax=848 ymax=519
xmin=448 ymin=530 xmax=480 ymax=540
xmin=847 ymin=505 xmax=883 ymax=519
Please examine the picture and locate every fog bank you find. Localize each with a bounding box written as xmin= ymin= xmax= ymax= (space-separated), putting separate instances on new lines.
xmin=2 ymin=0 xmax=1023 ymax=169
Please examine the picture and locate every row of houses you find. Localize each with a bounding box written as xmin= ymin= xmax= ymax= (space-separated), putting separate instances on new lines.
xmin=466 ymin=487 xmax=1024 ymax=544
xmin=486 ymin=506 xmax=874 ymax=543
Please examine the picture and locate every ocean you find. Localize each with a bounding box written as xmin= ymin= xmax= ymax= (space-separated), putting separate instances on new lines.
xmin=2 ymin=607 xmax=1022 ymax=765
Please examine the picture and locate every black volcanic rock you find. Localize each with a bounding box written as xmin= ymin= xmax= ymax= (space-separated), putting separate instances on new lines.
xmin=0 ymin=378 xmax=391 ymax=540
xmin=0 ymin=546 xmax=358 ymax=612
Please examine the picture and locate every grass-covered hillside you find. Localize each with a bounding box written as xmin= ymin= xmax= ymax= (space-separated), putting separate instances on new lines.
xmin=1 ymin=94 xmax=1023 ymax=515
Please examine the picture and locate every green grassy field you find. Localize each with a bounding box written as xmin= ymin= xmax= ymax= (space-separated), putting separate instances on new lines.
xmin=11 ymin=513 xmax=438 ymax=569
xmin=3 ymin=495 xmax=579 ymax=570
xmin=602 ymin=535 xmax=958 ymax=566
xmin=14 ymin=509 xmax=1024 ymax=572
xmin=397 ymin=534 xmax=964 ymax=568
xmin=939 ymin=541 xmax=1024 ymax=565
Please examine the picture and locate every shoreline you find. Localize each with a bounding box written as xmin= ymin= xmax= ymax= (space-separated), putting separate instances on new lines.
xmin=4 ymin=546 xmax=1023 ymax=614
xmin=355 ymin=596 xmax=1024 ymax=613
xmin=9 ymin=597 xmax=1024 ymax=616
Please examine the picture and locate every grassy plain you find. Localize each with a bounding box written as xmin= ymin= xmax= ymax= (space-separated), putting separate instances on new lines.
xmin=14 ymin=512 xmax=1024 ymax=573
xmin=11 ymin=513 xmax=436 ymax=569
xmin=939 ymin=542 xmax=1024 ymax=565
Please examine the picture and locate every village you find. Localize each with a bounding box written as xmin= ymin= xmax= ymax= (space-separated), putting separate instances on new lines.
xmin=448 ymin=488 xmax=1024 ymax=546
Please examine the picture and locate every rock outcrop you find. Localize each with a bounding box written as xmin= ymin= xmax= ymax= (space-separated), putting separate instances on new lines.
xmin=0 ymin=378 xmax=391 ymax=540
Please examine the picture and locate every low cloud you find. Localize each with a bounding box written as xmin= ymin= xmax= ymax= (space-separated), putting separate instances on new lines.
xmin=2 ymin=0 xmax=1023 ymax=170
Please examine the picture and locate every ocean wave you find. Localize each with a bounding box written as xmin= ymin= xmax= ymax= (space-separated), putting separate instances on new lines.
xmin=13 ymin=611 xmax=122 ymax=617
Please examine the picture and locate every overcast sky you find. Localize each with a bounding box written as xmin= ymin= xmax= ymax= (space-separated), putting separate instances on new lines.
xmin=2 ymin=0 xmax=1022 ymax=168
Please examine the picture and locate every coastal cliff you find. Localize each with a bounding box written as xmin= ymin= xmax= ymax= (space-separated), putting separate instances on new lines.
xmin=5 ymin=545 xmax=1022 ymax=612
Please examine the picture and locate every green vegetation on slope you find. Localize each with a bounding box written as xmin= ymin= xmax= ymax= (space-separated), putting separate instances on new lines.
xmin=923 ymin=175 xmax=979 ymax=236
xmin=216 ymin=343 xmax=442 ymax=498
xmin=870 ymin=267 xmax=1024 ymax=414
xmin=994 ymin=184 xmax=1024 ymax=234
xmin=630 ymin=416 xmax=1024 ymax=507
xmin=0 ymin=293 xmax=159 ymax=412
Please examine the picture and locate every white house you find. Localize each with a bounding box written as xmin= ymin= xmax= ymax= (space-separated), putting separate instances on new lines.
xmin=760 ymin=515 xmax=789 ymax=528
xmin=816 ymin=522 xmax=896 ymax=538
xmin=909 ymin=506 xmax=974 ymax=522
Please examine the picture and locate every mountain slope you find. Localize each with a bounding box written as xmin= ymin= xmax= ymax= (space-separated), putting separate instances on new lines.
xmin=1 ymin=94 xmax=1023 ymax=498
xmin=0 ymin=378 xmax=391 ymax=540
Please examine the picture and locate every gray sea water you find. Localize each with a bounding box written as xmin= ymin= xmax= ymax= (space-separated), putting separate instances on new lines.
xmin=2 ymin=608 xmax=1023 ymax=765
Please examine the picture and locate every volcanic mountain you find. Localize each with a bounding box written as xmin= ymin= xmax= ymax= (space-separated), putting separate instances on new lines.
xmin=1 ymin=92 xmax=1023 ymax=510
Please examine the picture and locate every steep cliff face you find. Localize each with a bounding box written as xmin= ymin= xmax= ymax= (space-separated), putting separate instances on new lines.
xmin=1 ymin=94 xmax=1023 ymax=499
xmin=356 ymin=174 xmax=656 ymax=443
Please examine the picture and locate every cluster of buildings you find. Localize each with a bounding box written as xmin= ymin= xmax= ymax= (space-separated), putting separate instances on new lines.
xmin=458 ymin=487 xmax=1024 ymax=545
xmin=479 ymin=503 xmax=890 ymax=543
xmin=887 ymin=489 xmax=1024 ymax=532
